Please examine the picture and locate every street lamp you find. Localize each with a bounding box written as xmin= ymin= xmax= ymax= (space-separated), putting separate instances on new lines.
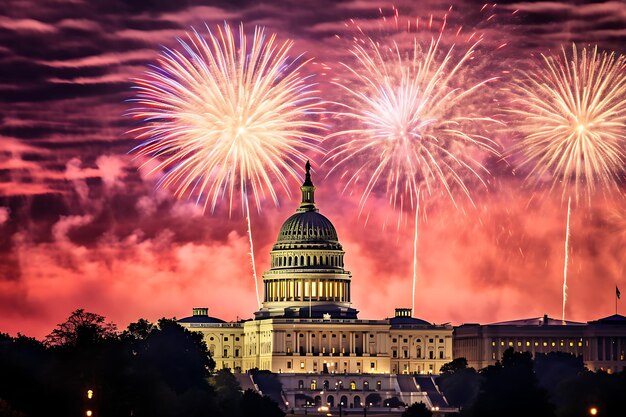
xmin=590 ymin=407 xmax=598 ymax=416
xmin=339 ymin=401 xmax=344 ymax=417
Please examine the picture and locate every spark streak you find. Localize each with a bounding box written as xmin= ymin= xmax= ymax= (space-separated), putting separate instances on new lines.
xmin=512 ymin=44 xmax=626 ymax=321
xmin=129 ymin=24 xmax=324 ymax=308
xmin=325 ymin=13 xmax=501 ymax=316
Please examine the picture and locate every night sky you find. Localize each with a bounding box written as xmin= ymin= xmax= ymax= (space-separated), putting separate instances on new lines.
xmin=0 ymin=0 xmax=624 ymax=338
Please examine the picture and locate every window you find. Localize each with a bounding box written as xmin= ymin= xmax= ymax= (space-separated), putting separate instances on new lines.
xmin=210 ymin=337 xmax=215 ymax=341
xmin=439 ymin=339 xmax=444 ymax=343
xmin=350 ymin=381 xmax=356 ymax=390
xmin=429 ymin=339 xmax=434 ymax=343
xmin=392 ymin=338 xmax=397 ymax=343
xmin=311 ymin=380 xmax=317 ymax=390
xmin=439 ymin=351 xmax=444 ymax=359
xmin=363 ymin=381 xmax=369 ymax=390
xmin=224 ymin=337 xmax=229 ymax=341
xmin=491 ymin=341 xmax=495 ymax=346
xmin=287 ymin=361 xmax=292 ymax=369
xmin=342 ymin=334 xmax=346 ymax=338
xmin=376 ymin=381 xmax=382 ymax=390
xmin=235 ymin=349 xmax=239 ymax=357
xmin=392 ymin=350 xmax=397 ymax=358
xmin=370 ymin=334 xmax=374 ymax=338
xmin=416 ymin=338 xmax=421 ymax=343
xmin=301 ymin=362 xmax=305 ymax=369
xmin=323 ymin=334 xmax=327 ymax=338
xmin=235 ymin=337 xmax=240 ymax=341
xmin=224 ymin=349 xmax=228 ymax=357
xmin=298 ymin=380 xmax=304 ymax=389
xmin=429 ymin=351 xmax=434 ymax=359
xmin=287 ymin=334 xmax=291 ymax=338
xmin=370 ymin=362 xmax=375 ymax=369
xmin=403 ymin=350 xmax=408 ymax=358
xmin=333 ymin=334 xmax=337 ymax=338
xmin=403 ymin=338 xmax=408 ymax=343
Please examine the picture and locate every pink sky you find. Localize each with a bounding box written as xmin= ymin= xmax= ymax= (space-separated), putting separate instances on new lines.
xmin=0 ymin=0 xmax=624 ymax=339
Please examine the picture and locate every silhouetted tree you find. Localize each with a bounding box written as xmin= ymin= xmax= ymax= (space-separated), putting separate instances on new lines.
xmin=534 ymin=351 xmax=584 ymax=404
xmin=468 ymin=348 xmax=554 ymax=417
xmin=402 ymin=402 xmax=433 ymax=417
xmin=241 ymin=389 xmax=285 ymax=417
xmin=555 ymin=370 xmax=626 ymax=417
xmin=212 ymin=368 xmax=243 ymax=417
xmin=383 ymin=397 xmax=405 ymax=408
xmin=436 ymin=357 xmax=481 ymax=410
xmin=44 ymin=309 xmax=117 ymax=347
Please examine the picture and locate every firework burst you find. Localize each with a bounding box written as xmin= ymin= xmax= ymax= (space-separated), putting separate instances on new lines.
xmin=511 ymin=45 xmax=626 ymax=204
xmin=129 ymin=23 xmax=324 ymax=307
xmin=325 ymin=11 xmax=502 ymax=315
xmin=511 ymin=44 xmax=626 ymax=322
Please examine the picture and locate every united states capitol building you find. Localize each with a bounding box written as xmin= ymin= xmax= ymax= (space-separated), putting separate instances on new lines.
xmin=178 ymin=163 xmax=626 ymax=411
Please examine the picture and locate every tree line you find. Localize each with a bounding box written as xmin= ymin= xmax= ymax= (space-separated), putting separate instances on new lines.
xmin=433 ymin=349 xmax=626 ymax=417
xmin=0 ymin=309 xmax=284 ymax=417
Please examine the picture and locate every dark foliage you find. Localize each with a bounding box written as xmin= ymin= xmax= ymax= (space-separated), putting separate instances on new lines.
xmin=436 ymin=357 xmax=481 ymax=409
xmin=383 ymin=396 xmax=405 ymax=408
xmin=402 ymin=402 xmax=433 ymax=417
xmin=0 ymin=310 xmax=283 ymax=417
xmin=555 ymin=370 xmax=626 ymax=417
xmin=467 ymin=348 xmax=555 ymax=417
xmin=241 ymin=389 xmax=286 ymax=417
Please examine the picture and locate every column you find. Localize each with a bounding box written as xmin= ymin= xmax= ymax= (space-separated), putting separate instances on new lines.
xmin=349 ymin=332 xmax=354 ymax=354
xmin=363 ymin=332 xmax=367 ymax=353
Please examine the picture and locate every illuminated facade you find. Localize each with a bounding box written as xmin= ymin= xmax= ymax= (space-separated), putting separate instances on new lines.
xmin=454 ymin=314 xmax=626 ymax=373
xmin=178 ymin=163 xmax=453 ymax=409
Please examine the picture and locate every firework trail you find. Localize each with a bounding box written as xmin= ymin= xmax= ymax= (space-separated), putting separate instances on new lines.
xmin=325 ymin=10 xmax=501 ymax=316
xmin=511 ymin=45 xmax=626 ymax=321
xmin=129 ymin=23 xmax=324 ymax=308
xmin=563 ymin=196 xmax=571 ymax=322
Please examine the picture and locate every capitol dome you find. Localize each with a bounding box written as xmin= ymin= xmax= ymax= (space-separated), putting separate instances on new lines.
xmin=256 ymin=161 xmax=357 ymax=319
xmin=276 ymin=211 xmax=338 ymax=244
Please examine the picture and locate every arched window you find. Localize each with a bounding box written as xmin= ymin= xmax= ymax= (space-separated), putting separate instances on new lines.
xmin=288 ymin=257 xmax=292 ymax=266
xmin=350 ymin=381 xmax=356 ymax=390
xmin=294 ymin=257 xmax=298 ymax=266
xmin=323 ymin=380 xmax=329 ymax=390
xmin=311 ymin=380 xmax=317 ymax=390
xmin=307 ymin=256 xmax=310 ymax=265
xmin=429 ymin=350 xmax=434 ymax=359
xmin=416 ymin=347 xmax=422 ymax=358
xmin=354 ymin=395 xmax=361 ymax=407
xmin=376 ymin=381 xmax=381 ymax=390
xmin=298 ymin=380 xmax=304 ymax=389
xmin=301 ymin=256 xmax=304 ymax=266
xmin=363 ymin=381 xmax=369 ymax=391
